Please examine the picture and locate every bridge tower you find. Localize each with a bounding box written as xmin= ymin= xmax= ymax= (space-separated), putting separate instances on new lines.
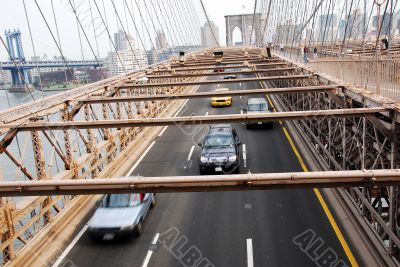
xmin=4 ymin=29 xmax=29 ymax=86
xmin=224 ymin=14 xmax=265 ymax=47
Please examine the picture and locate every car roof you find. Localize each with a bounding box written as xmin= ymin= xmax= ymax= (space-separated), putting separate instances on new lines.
xmin=247 ymin=97 xmax=268 ymax=104
xmin=215 ymin=88 xmax=229 ymax=92
xmin=208 ymin=124 xmax=233 ymax=135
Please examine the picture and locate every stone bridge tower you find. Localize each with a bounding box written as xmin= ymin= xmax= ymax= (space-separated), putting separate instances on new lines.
xmin=225 ymin=13 xmax=265 ymax=46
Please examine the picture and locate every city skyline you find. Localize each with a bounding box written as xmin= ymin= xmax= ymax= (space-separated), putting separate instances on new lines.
xmin=0 ymin=0 xmax=258 ymax=61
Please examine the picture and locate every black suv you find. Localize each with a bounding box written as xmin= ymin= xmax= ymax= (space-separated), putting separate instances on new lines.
xmin=199 ymin=124 xmax=241 ymax=174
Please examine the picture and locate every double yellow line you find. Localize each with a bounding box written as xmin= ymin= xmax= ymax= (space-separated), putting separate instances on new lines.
xmin=265 ymin=94 xmax=358 ymax=266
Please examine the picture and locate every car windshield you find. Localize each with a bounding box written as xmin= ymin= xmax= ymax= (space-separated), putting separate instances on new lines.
xmin=102 ymin=194 xmax=141 ymax=208
xmin=248 ymin=103 xmax=268 ymax=111
xmin=204 ymin=134 xmax=232 ymax=147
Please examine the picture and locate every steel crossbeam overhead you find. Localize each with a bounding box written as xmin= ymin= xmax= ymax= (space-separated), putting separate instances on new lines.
xmin=79 ymin=85 xmax=340 ymax=104
xmin=169 ymin=58 xmax=282 ymax=67
xmin=146 ymin=67 xmax=300 ymax=79
xmin=1 ymin=169 xmax=400 ymax=196
xmin=123 ymin=75 xmax=313 ymax=88
xmin=2 ymin=107 xmax=386 ymax=131
xmin=152 ymin=62 xmax=289 ymax=72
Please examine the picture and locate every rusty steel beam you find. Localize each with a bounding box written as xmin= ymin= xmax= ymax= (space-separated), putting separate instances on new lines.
xmin=79 ymin=85 xmax=339 ymax=104
xmin=152 ymin=62 xmax=289 ymax=72
xmin=123 ymin=74 xmax=313 ymax=88
xmin=0 ymin=169 xmax=400 ymax=196
xmin=146 ymin=67 xmax=300 ymax=79
xmin=169 ymin=58 xmax=281 ymax=68
xmin=2 ymin=107 xmax=386 ymax=131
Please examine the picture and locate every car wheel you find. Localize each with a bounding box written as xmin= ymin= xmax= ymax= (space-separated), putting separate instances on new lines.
xmin=135 ymin=220 xmax=143 ymax=236
xmin=151 ymin=196 xmax=156 ymax=208
xmin=234 ymin=166 xmax=240 ymax=174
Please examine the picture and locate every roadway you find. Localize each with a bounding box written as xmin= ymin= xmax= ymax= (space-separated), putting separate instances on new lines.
xmin=57 ymin=73 xmax=359 ymax=267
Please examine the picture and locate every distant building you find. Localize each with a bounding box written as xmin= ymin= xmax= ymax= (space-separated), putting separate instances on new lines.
xmin=106 ymin=31 xmax=148 ymax=77
xmin=147 ymin=49 xmax=158 ymax=65
xmin=0 ymin=68 xmax=11 ymax=86
xmin=316 ymin=14 xmax=338 ymax=42
xmin=155 ymin=31 xmax=168 ymax=50
xmin=148 ymin=45 xmax=204 ymax=64
xmin=114 ymin=30 xmax=135 ymax=51
xmin=273 ymin=23 xmax=302 ymax=45
xmin=106 ymin=49 xmax=148 ymax=77
xmin=201 ymin=21 xmax=219 ymax=47
xmin=344 ymin=10 xmax=364 ymax=39
xmin=373 ymin=13 xmax=393 ymax=36
xmin=40 ymin=70 xmax=74 ymax=86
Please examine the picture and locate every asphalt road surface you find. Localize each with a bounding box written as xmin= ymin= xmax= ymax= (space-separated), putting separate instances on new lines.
xmin=58 ymin=73 xmax=359 ymax=267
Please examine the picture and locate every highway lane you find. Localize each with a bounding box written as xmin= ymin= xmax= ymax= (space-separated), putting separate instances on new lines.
xmin=58 ymin=73 xmax=358 ymax=267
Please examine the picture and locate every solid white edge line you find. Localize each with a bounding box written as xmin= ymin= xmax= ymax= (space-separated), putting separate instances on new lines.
xmin=246 ymin=238 xmax=254 ymax=267
xmin=126 ymin=140 xmax=156 ymax=176
xmin=187 ymin=145 xmax=195 ymax=161
xmin=141 ymin=233 xmax=160 ymax=267
xmin=159 ymin=98 xmax=190 ymax=138
xmin=243 ymin=144 xmax=247 ymax=168
xmin=158 ymin=126 xmax=168 ymax=137
xmin=174 ymin=99 xmax=189 ymax=117
xmin=51 ymin=225 xmax=89 ymax=267
xmin=52 ymin=91 xmax=193 ymax=266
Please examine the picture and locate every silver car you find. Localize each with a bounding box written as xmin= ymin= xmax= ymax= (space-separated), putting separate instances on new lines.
xmin=88 ymin=193 xmax=155 ymax=240
xmin=245 ymin=98 xmax=273 ymax=128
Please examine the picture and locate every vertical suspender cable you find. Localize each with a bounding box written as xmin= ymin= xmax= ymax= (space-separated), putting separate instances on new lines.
xmin=200 ymin=0 xmax=220 ymax=47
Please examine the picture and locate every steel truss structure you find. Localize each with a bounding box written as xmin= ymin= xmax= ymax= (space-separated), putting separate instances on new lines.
xmin=258 ymin=55 xmax=400 ymax=262
xmin=0 ymin=47 xmax=399 ymax=265
xmin=0 ymin=170 xmax=399 ymax=196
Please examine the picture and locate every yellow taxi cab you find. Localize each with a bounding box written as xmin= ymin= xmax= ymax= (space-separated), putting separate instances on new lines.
xmin=211 ymin=88 xmax=232 ymax=107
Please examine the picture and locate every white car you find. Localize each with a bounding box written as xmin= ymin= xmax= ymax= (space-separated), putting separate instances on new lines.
xmin=88 ymin=193 xmax=155 ymax=240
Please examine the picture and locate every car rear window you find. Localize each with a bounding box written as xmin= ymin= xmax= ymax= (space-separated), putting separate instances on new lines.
xmin=248 ymin=103 xmax=268 ymax=111
xmin=103 ymin=194 xmax=141 ymax=208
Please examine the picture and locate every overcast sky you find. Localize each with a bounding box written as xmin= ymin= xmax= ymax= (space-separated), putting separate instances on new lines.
xmin=0 ymin=0 xmax=256 ymax=61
